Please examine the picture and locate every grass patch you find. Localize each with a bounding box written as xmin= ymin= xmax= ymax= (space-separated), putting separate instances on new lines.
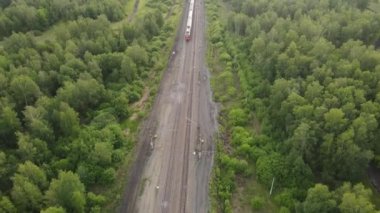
xmin=233 ymin=172 xmax=278 ymax=212
xmin=122 ymin=118 xmax=140 ymax=133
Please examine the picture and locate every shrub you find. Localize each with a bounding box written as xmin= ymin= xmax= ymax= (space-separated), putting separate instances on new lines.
xmin=228 ymin=107 xmax=248 ymax=126
xmin=100 ymin=168 xmax=116 ymax=184
xmin=251 ymin=196 xmax=264 ymax=210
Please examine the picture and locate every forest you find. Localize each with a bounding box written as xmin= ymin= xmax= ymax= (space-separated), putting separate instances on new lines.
xmin=0 ymin=0 xmax=179 ymax=212
xmin=207 ymin=0 xmax=380 ymax=212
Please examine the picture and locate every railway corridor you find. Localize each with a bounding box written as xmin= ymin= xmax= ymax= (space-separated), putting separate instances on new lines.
xmin=123 ymin=0 xmax=217 ymax=211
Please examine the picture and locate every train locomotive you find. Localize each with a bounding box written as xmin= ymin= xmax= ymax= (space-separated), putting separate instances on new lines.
xmin=185 ymin=0 xmax=195 ymax=41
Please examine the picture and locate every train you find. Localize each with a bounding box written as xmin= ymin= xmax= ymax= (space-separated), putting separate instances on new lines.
xmin=185 ymin=0 xmax=195 ymax=41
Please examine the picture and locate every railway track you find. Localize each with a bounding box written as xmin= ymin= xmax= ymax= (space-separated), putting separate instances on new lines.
xmin=162 ymin=0 xmax=198 ymax=210
xmin=162 ymin=64 xmax=183 ymax=212
xmin=179 ymin=0 xmax=200 ymax=211
xmin=119 ymin=0 xmax=216 ymax=211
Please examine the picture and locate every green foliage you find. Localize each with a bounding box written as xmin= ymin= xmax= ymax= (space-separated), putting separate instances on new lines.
xmin=321 ymin=130 xmax=373 ymax=182
xmin=0 ymin=104 xmax=21 ymax=146
xmin=57 ymin=76 xmax=106 ymax=115
xmin=324 ymin=108 xmax=348 ymax=133
xmin=16 ymin=133 xmax=50 ymax=163
xmin=208 ymin=0 xmax=380 ymax=210
xmin=300 ymin=183 xmax=378 ymax=213
xmin=279 ymin=207 xmax=291 ymax=213
xmin=16 ymin=161 xmax=47 ymax=189
xmin=10 ymin=75 xmax=41 ymax=110
xmin=45 ymin=171 xmax=86 ymax=213
xmin=2 ymin=33 xmax=34 ymax=53
xmin=41 ymin=206 xmax=66 ymax=213
xmin=126 ymin=44 xmax=148 ymax=67
xmin=251 ymin=196 xmax=264 ymax=210
xmin=0 ymin=0 xmax=127 ymax=38
xmin=87 ymin=192 xmax=106 ymax=208
xmin=0 ymin=196 xmax=16 ymax=213
xmin=303 ymin=184 xmax=337 ymax=213
xmin=70 ymin=125 xmax=127 ymax=186
xmin=138 ymin=10 xmax=164 ymax=39
xmin=0 ymin=0 xmax=176 ymax=211
xmin=112 ymin=93 xmax=130 ymax=120
xmin=11 ymin=175 xmax=43 ymax=212
xmin=52 ymin=102 xmax=80 ymax=137
xmin=336 ymin=183 xmax=376 ymax=213
xmin=256 ymin=153 xmax=285 ymax=187
xmin=212 ymin=153 xmax=237 ymax=211
xmin=0 ymin=152 xmax=6 ymax=177
xmin=274 ymin=189 xmax=296 ymax=211
xmin=228 ymin=108 xmax=248 ymax=126
xmin=120 ymin=56 xmax=137 ymax=83
xmin=23 ymin=105 xmax=53 ymax=142
xmin=100 ymin=168 xmax=116 ymax=184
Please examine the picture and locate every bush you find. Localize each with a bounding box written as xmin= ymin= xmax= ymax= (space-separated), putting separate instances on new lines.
xmin=90 ymin=111 xmax=117 ymax=129
xmin=112 ymin=149 xmax=124 ymax=163
xmin=251 ymin=196 xmax=264 ymax=210
xmin=228 ymin=107 xmax=248 ymax=126
xmin=226 ymin=86 xmax=237 ymax=98
xmin=274 ymin=189 xmax=295 ymax=210
xmin=279 ymin=207 xmax=291 ymax=213
xmin=127 ymin=91 xmax=140 ymax=103
xmin=87 ymin=192 xmax=106 ymax=207
xmin=100 ymin=168 xmax=116 ymax=184
xmin=224 ymin=199 xmax=232 ymax=213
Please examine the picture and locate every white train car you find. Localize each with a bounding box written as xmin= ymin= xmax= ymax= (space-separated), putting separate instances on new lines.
xmin=185 ymin=0 xmax=195 ymax=41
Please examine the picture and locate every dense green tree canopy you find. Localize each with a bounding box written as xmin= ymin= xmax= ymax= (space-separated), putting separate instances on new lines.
xmin=208 ymin=0 xmax=380 ymax=211
xmin=0 ymin=0 xmax=175 ymax=211
xmin=45 ymin=171 xmax=86 ymax=212
xmin=303 ymin=184 xmax=337 ymax=213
